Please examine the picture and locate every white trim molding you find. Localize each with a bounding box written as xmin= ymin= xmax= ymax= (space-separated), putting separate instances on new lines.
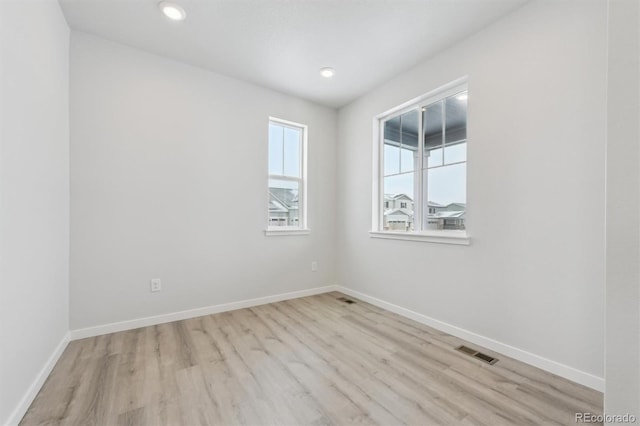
xmin=369 ymin=230 xmax=470 ymax=245
xmin=70 ymin=285 xmax=338 ymax=340
xmin=5 ymin=332 xmax=71 ymax=426
xmin=336 ymin=286 xmax=604 ymax=392
xmin=264 ymin=228 xmax=311 ymax=236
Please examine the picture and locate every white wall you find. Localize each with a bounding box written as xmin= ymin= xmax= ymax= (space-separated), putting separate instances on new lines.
xmin=0 ymin=0 xmax=70 ymax=424
xmin=69 ymin=33 xmax=337 ymax=330
xmin=336 ymin=0 xmax=606 ymax=384
xmin=605 ymin=0 xmax=640 ymax=418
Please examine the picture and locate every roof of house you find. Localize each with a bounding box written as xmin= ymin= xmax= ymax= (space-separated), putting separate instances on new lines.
xmin=268 ymin=199 xmax=288 ymax=212
xmin=384 ymin=193 xmax=413 ymax=202
xmin=432 ymin=210 xmax=465 ymax=219
xmin=427 ymin=201 xmax=445 ymax=207
xmin=384 ymin=208 xmax=414 ymax=218
xmin=269 ymin=188 xmax=298 ymax=211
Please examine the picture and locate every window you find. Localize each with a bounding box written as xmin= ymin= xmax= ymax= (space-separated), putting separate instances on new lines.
xmin=267 ymin=117 xmax=307 ymax=233
xmin=373 ymin=81 xmax=468 ymax=243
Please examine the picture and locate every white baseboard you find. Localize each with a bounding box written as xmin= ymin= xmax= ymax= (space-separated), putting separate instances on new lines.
xmin=5 ymin=332 xmax=71 ymax=426
xmin=336 ymin=286 xmax=604 ymax=392
xmin=70 ymin=285 xmax=339 ymax=341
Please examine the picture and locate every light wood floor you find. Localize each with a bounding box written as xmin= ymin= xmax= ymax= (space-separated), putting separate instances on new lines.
xmin=21 ymin=292 xmax=603 ymax=425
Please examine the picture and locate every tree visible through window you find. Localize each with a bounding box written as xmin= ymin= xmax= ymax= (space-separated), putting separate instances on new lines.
xmin=268 ymin=118 xmax=307 ymax=229
xmin=378 ymin=83 xmax=467 ymax=233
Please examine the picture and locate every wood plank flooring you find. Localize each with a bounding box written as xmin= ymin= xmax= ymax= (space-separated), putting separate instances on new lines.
xmin=20 ymin=292 xmax=603 ymax=425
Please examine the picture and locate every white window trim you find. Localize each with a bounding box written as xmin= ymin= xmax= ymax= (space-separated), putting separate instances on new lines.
xmin=371 ymin=77 xmax=470 ymax=245
xmin=265 ymin=117 xmax=310 ymax=236
xmin=265 ymin=228 xmax=311 ymax=236
xmin=369 ymin=230 xmax=470 ymax=245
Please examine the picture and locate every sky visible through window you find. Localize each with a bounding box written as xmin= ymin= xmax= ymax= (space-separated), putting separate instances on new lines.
xmin=269 ymin=124 xmax=300 ymax=181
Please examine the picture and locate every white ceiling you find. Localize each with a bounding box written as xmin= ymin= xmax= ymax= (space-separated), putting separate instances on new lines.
xmin=59 ymin=0 xmax=529 ymax=108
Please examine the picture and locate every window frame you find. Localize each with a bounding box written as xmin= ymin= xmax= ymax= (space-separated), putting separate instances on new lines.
xmin=371 ymin=77 xmax=470 ymax=245
xmin=265 ymin=117 xmax=309 ymax=236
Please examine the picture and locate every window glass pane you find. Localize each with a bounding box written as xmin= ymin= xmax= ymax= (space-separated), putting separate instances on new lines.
xmin=426 ymin=162 xmax=466 ymax=205
xmin=383 ymin=116 xmax=401 ymax=176
xmin=445 ymin=92 xmax=467 ymax=144
xmin=401 ymin=148 xmax=415 ymax=173
xmin=384 ymin=116 xmax=401 ymax=144
xmin=423 ymin=163 xmax=466 ymax=230
xmin=384 ymin=144 xmax=400 ymax=176
xmin=444 ymin=142 xmax=466 ymax=165
xmin=400 ymin=110 xmax=418 ymax=173
xmin=268 ymin=178 xmax=299 ymax=227
xmin=426 ymin=147 xmax=443 ymax=168
xmin=423 ymin=101 xmax=443 ymax=150
xmin=377 ymin=83 xmax=467 ymax=234
xmin=383 ymin=172 xmax=415 ymax=232
xmin=283 ymin=127 xmax=301 ymax=177
xmin=268 ymin=124 xmax=283 ymax=175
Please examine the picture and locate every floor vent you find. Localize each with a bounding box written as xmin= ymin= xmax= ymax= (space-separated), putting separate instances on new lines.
xmin=337 ymin=297 xmax=356 ymax=304
xmin=455 ymin=345 xmax=498 ymax=365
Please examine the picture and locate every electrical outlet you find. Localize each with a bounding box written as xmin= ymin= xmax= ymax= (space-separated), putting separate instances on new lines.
xmin=150 ymin=278 xmax=162 ymax=292
xmin=311 ymin=261 xmax=318 ymax=272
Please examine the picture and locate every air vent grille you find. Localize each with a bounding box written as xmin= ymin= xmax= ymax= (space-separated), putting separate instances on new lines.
xmin=455 ymin=345 xmax=498 ymax=365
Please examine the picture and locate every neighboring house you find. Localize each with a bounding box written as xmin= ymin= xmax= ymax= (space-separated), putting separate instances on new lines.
xmin=384 ymin=194 xmax=466 ymax=231
xmin=384 ymin=193 xmax=413 ymax=211
xmin=425 ymin=209 xmax=466 ymax=230
xmin=268 ymin=188 xmax=299 ymax=226
xmin=384 ymin=208 xmax=414 ymax=231
xmin=443 ymin=202 xmax=466 ymax=212
xmin=426 ymin=201 xmax=445 ymax=214
xmin=383 ymin=194 xmax=415 ymax=230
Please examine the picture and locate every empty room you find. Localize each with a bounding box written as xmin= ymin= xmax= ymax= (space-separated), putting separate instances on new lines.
xmin=1 ymin=0 xmax=639 ymax=424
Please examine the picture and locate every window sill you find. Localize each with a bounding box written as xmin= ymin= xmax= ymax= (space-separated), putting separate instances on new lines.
xmin=265 ymin=228 xmax=311 ymax=237
xmin=369 ymin=230 xmax=470 ymax=245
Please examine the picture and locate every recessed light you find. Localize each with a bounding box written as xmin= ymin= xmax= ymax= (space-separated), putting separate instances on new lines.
xmin=456 ymin=93 xmax=468 ymax=101
xmin=159 ymin=1 xmax=186 ymax=21
xmin=320 ymin=67 xmax=335 ymax=78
